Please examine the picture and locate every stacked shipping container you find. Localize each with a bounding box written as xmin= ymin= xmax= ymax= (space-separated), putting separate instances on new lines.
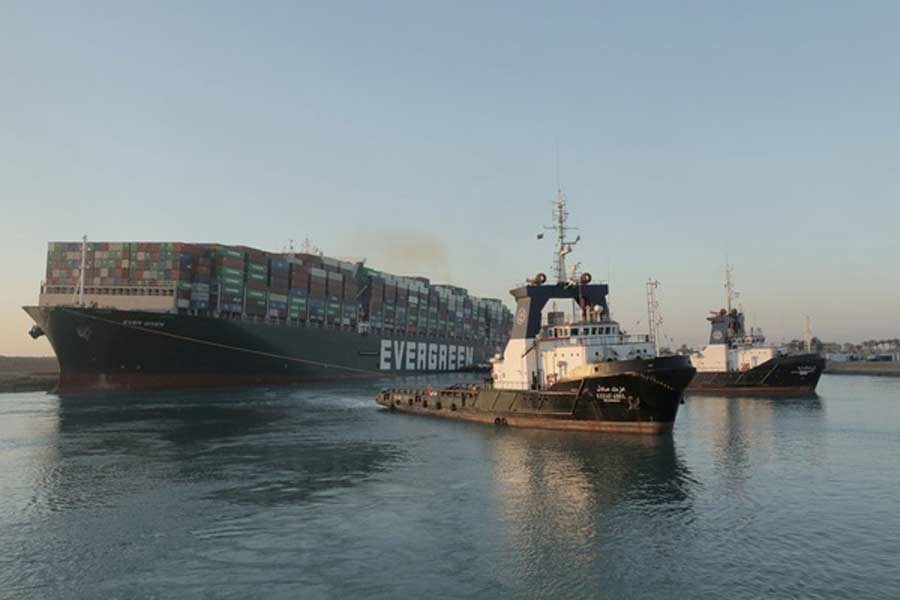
xmin=211 ymin=246 xmax=245 ymax=314
xmin=43 ymin=241 xmax=513 ymax=342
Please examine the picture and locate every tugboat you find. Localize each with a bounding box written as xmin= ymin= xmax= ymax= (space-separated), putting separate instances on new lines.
xmin=688 ymin=265 xmax=825 ymax=394
xmin=375 ymin=190 xmax=696 ymax=434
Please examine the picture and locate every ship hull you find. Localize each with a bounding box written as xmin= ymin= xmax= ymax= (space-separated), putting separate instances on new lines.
xmin=688 ymin=353 xmax=825 ymax=394
xmin=24 ymin=306 xmax=501 ymax=395
xmin=376 ymin=356 xmax=696 ymax=435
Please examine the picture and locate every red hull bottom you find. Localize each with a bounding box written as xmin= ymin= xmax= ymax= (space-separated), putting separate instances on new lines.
xmin=378 ymin=399 xmax=673 ymax=435
xmin=55 ymin=372 xmax=373 ymax=395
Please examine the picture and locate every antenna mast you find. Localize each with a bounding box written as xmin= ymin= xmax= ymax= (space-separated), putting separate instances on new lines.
xmin=804 ymin=315 xmax=813 ymax=352
xmin=75 ymin=235 xmax=87 ymax=307
xmin=544 ymin=190 xmax=579 ymax=283
xmin=646 ymin=278 xmax=661 ymax=354
xmin=301 ymin=237 xmax=320 ymax=256
xmin=724 ymin=263 xmax=735 ymax=312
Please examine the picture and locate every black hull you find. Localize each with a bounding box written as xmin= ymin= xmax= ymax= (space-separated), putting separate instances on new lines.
xmin=377 ymin=356 xmax=696 ymax=434
xmin=23 ymin=306 xmax=501 ymax=395
xmin=688 ymin=353 xmax=825 ymax=394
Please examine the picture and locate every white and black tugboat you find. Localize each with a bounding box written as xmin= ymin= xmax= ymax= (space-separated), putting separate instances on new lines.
xmin=688 ymin=265 xmax=825 ymax=394
xmin=376 ymin=190 xmax=696 ymax=434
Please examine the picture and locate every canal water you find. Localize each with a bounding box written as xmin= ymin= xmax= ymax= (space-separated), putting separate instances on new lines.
xmin=1 ymin=375 xmax=898 ymax=599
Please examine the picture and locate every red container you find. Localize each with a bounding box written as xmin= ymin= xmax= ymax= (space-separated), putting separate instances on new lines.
xmin=215 ymin=256 xmax=244 ymax=270
xmin=326 ymin=274 xmax=343 ymax=298
xmin=241 ymin=248 xmax=268 ymax=263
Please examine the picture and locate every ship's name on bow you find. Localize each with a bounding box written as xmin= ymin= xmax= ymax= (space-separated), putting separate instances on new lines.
xmin=123 ymin=320 xmax=165 ymax=328
xmin=379 ymin=340 xmax=474 ymax=371
xmin=791 ymin=366 xmax=817 ymax=377
xmin=595 ymin=385 xmax=629 ymax=402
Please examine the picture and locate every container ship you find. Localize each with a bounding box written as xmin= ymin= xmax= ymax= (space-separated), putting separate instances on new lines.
xmin=376 ymin=190 xmax=696 ymax=434
xmin=24 ymin=240 xmax=512 ymax=394
xmin=688 ymin=265 xmax=824 ymax=394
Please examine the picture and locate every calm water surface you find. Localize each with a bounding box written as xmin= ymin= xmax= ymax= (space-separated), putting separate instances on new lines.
xmin=1 ymin=375 xmax=899 ymax=599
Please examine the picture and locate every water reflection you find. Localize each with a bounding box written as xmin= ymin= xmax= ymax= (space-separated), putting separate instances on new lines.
xmin=487 ymin=429 xmax=695 ymax=593
xmin=689 ymin=394 xmax=825 ymax=496
xmin=38 ymin=386 xmax=403 ymax=511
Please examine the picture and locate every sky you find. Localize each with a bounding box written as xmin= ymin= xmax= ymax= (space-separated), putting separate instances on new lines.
xmin=1 ymin=1 xmax=899 ymax=356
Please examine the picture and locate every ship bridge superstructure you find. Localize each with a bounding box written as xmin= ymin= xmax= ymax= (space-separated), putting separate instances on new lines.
xmin=492 ymin=280 xmax=655 ymax=390
xmin=692 ymin=265 xmax=784 ymax=373
xmin=490 ymin=187 xmax=659 ymax=390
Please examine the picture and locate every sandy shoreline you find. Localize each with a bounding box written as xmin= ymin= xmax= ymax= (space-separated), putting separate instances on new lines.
xmin=0 ymin=372 xmax=58 ymax=393
xmin=825 ymin=361 xmax=900 ymax=377
xmin=0 ymin=356 xmax=59 ymax=393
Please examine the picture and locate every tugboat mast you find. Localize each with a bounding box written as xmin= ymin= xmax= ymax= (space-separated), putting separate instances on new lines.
xmin=646 ymin=279 xmax=661 ymax=355
xmin=804 ymin=315 xmax=813 ymax=352
xmin=724 ymin=263 xmax=735 ymax=312
xmin=545 ymin=189 xmax=580 ymax=284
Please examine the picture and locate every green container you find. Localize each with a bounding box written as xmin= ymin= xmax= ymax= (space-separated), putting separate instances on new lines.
xmin=248 ymin=272 xmax=267 ymax=282
xmin=217 ymin=247 xmax=243 ymax=259
xmin=246 ymin=289 xmax=267 ymax=301
xmin=248 ymin=263 xmax=267 ymax=274
xmin=219 ymin=275 xmax=243 ymax=286
xmin=218 ymin=266 xmax=243 ymax=278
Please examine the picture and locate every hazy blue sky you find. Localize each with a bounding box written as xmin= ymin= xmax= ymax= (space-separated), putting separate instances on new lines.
xmin=2 ymin=1 xmax=899 ymax=355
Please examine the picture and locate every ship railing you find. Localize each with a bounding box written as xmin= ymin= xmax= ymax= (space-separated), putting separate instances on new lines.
xmin=554 ymin=334 xmax=652 ymax=345
xmin=615 ymin=334 xmax=653 ymax=345
xmin=385 ymin=386 xmax=481 ymax=398
xmin=493 ymin=379 xmax=532 ymax=390
xmin=43 ymin=283 xmax=178 ymax=296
